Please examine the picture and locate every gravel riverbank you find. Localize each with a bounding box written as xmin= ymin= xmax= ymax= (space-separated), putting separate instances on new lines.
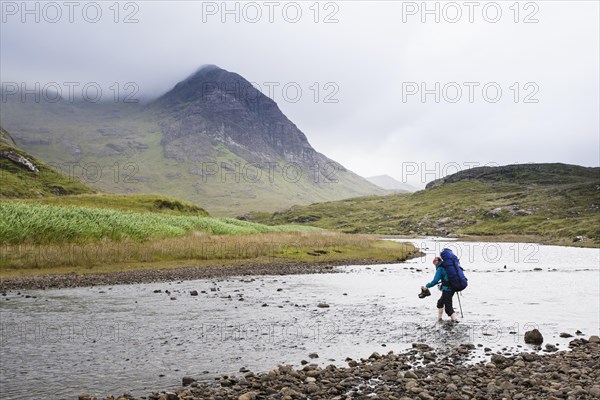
xmin=0 ymin=259 xmax=399 ymax=291
xmin=82 ymin=336 xmax=600 ymax=400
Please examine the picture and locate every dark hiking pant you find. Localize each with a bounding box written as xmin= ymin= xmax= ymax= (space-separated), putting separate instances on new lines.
xmin=437 ymin=290 xmax=455 ymax=316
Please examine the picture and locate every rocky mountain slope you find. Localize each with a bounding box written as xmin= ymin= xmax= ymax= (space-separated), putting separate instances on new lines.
xmin=0 ymin=65 xmax=384 ymax=215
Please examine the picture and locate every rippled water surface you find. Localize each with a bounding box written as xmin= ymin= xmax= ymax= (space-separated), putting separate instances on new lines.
xmin=1 ymin=239 xmax=599 ymax=399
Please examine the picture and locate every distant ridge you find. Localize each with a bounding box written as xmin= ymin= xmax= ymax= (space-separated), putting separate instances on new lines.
xmin=425 ymin=163 xmax=599 ymax=189
xmin=245 ymin=162 xmax=600 ymax=245
xmin=367 ymin=175 xmax=416 ymax=193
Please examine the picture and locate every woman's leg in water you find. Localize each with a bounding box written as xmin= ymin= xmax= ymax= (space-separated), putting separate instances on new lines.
xmin=438 ymin=291 xmax=459 ymax=322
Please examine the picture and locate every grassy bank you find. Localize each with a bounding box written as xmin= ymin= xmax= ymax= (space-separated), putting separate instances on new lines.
xmin=0 ymin=202 xmax=316 ymax=245
xmin=0 ymin=201 xmax=418 ymax=279
xmin=14 ymin=193 xmax=210 ymax=216
xmin=0 ymin=232 xmax=417 ymax=279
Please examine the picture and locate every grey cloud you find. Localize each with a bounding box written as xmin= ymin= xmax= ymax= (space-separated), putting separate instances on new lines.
xmin=1 ymin=1 xmax=598 ymax=188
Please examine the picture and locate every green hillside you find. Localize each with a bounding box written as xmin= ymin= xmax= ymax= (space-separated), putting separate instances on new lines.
xmin=246 ymin=163 xmax=600 ymax=246
xmin=0 ymin=127 xmax=17 ymax=147
xmin=0 ymin=127 xmax=95 ymax=198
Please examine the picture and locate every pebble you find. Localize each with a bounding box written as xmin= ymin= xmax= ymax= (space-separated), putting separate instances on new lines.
xmin=237 ymin=392 xmax=257 ymax=400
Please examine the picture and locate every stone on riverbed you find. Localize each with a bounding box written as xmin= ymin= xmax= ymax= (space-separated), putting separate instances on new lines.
xmin=545 ymin=343 xmax=558 ymax=352
xmin=524 ymin=329 xmax=544 ymax=345
xmin=182 ymin=376 xmax=196 ymax=386
xmin=238 ymin=392 xmax=257 ymax=400
xmin=112 ymin=332 xmax=600 ymax=400
xmin=491 ymin=354 xmax=508 ymax=365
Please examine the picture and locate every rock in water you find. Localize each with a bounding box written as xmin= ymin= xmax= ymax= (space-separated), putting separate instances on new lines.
xmin=524 ymin=329 xmax=544 ymax=345
xmin=182 ymin=376 xmax=196 ymax=386
xmin=546 ymin=344 xmax=558 ymax=352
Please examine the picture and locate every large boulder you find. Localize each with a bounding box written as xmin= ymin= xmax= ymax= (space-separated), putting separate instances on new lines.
xmin=524 ymin=329 xmax=544 ymax=345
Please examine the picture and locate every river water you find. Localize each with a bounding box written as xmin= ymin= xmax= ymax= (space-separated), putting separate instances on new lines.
xmin=1 ymin=238 xmax=599 ymax=399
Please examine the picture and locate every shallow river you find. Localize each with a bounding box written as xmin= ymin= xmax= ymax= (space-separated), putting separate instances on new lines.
xmin=1 ymin=238 xmax=599 ymax=399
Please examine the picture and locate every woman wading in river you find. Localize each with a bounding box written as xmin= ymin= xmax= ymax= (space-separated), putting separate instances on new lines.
xmin=422 ymin=256 xmax=459 ymax=323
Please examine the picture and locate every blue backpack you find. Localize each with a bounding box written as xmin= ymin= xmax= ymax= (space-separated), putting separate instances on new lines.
xmin=440 ymin=248 xmax=468 ymax=292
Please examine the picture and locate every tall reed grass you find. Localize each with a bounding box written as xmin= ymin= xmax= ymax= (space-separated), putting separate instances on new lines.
xmin=0 ymin=231 xmax=417 ymax=274
xmin=0 ymin=202 xmax=317 ymax=245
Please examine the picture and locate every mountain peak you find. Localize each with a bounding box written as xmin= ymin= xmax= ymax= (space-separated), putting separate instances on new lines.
xmin=157 ymin=65 xmax=278 ymax=115
xmin=197 ymin=63 xmax=221 ymax=71
xmin=154 ymin=65 xmax=316 ymax=164
xmin=165 ymin=64 xmax=249 ymax=101
xmin=183 ymin=64 xmax=228 ymax=81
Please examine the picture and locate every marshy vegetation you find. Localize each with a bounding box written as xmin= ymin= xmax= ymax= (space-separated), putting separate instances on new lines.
xmin=0 ymin=202 xmax=416 ymax=278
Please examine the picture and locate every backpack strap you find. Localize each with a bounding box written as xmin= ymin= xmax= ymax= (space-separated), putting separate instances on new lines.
xmin=439 ymin=265 xmax=450 ymax=289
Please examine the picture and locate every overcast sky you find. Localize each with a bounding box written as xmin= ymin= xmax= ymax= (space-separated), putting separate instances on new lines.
xmin=1 ymin=1 xmax=598 ymax=187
